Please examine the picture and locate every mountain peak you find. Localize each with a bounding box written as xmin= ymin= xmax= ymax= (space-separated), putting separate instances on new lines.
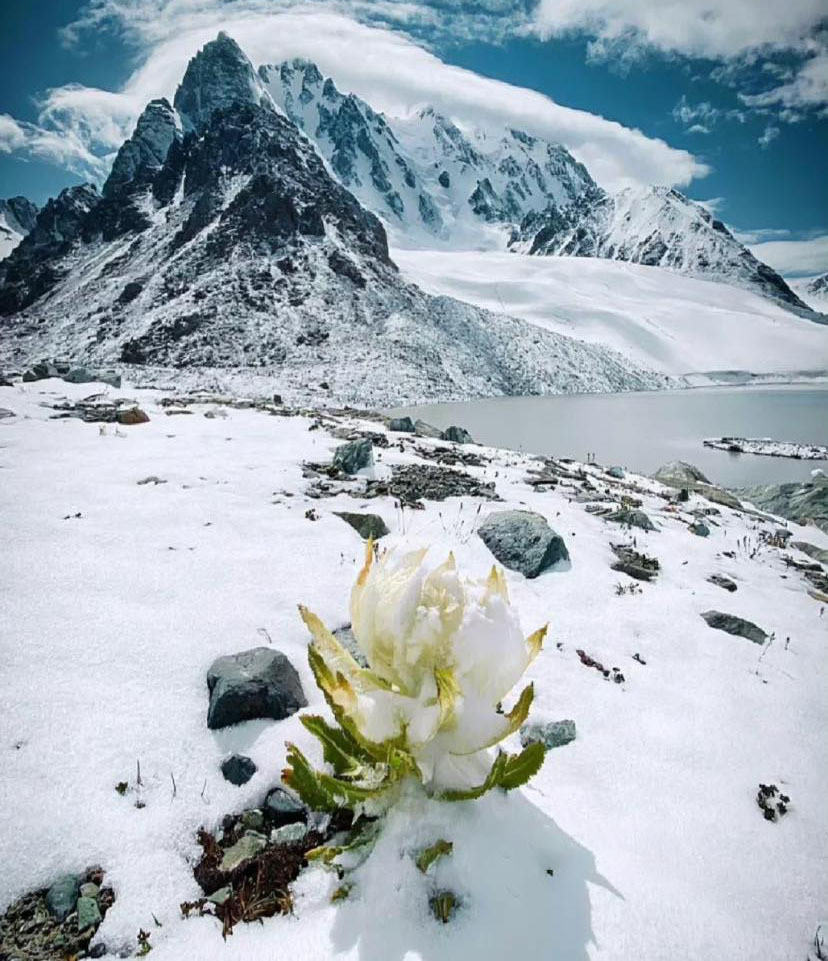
xmin=173 ymin=32 xmax=270 ymax=133
xmin=103 ymin=98 xmax=179 ymax=198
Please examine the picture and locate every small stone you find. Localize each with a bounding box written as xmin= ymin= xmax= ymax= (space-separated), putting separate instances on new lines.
xmin=264 ymin=787 xmax=306 ymax=826
xmin=690 ymin=520 xmax=710 ymax=537
xmin=90 ymin=943 xmax=107 ymax=958
xmin=206 ymin=886 xmax=232 ymax=906
xmin=442 ymin=425 xmax=473 ymax=444
xmin=388 ymin=416 xmax=415 ymax=433
xmin=117 ymin=407 xmax=149 ymax=426
xmin=478 ymin=509 xmax=569 ymax=578
xmin=270 ymin=822 xmax=308 ymax=845
xmin=219 ymin=832 xmax=268 ymax=873
xmin=45 ymin=875 xmax=80 ymax=921
xmin=0 ymin=407 xmax=15 ymax=419
xmin=332 ymin=438 xmax=373 ymax=474
xmin=606 ymin=466 xmax=625 ymax=479
xmin=79 ymin=882 xmax=100 ymax=899
xmin=334 ymin=511 xmax=389 ymax=540
xmin=221 ymin=754 xmax=257 ymax=786
xmin=701 ymin=610 xmax=768 ymax=645
xmin=707 ymin=574 xmax=737 ymax=592
xmin=520 ymin=719 xmax=576 ymax=749
xmin=77 ymin=896 xmax=102 ymax=931
xmin=206 ymin=647 xmax=307 ymax=729
xmin=241 ymin=809 xmax=265 ymax=831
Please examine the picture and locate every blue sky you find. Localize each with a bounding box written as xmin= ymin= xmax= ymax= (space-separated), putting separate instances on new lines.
xmin=1 ymin=0 xmax=826 ymax=276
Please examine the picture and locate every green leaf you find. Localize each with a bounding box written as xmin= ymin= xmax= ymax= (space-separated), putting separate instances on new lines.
xmin=283 ymin=743 xmax=339 ymax=812
xmin=437 ymin=752 xmax=507 ymax=802
xmin=300 ymin=714 xmax=373 ymax=775
xmin=415 ymin=839 xmax=453 ymax=874
xmin=499 ymin=741 xmax=546 ymax=791
xmin=451 ymin=682 xmax=535 ymax=755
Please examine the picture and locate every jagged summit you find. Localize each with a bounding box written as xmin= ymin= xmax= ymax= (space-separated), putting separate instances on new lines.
xmin=104 ymin=98 xmax=180 ymax=198
xmin=174 ymin=32 xmax=272 ymax=133
xmin=0 ymin=197 xmax=39 ymax=261
xmin=513 ymin=184 xmax=809 ymax=311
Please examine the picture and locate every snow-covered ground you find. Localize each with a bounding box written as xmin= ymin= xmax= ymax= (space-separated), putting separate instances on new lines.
xmin=703 ymin=438 xmax=828 ymax=460
xmin=1 ymin=378 xmax=827 ymax=960
xmin=394 ymin=248 xmax=828 ymax=381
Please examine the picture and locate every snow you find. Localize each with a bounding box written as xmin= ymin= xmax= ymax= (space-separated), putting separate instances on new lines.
xmin=393 ymin=247 xmax=828 ymax=381
xmin=703 ymin=438 xmax=828 ymax=460
xmin=1 ymin=377 xmax=827 ymax=960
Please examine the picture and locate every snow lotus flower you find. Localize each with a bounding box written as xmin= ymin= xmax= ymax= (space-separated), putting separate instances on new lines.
xmin=285 ymin=543 xmax=547 ymax=813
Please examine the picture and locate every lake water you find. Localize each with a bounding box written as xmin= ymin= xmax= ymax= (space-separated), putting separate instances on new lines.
xmin=391 ymin=385 xmax=828 ymax=488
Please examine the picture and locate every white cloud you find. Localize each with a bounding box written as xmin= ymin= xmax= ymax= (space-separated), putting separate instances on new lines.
xmin=748 ymin=234 xmax=828 ymax=277
xmin=10 ymin=3 xmax=708 ymax=192
xmin=0 ymin=110 xmax=109 ymax=179
xmin=0 ymin=115 xmax=27 ymax=153
xmin=696 ymin=197 xmax=726 ymax=215
xmin=741 ymin=48 xmax=828 ymax=111
xmin=732 ymin=226 xmax=790 ymax=243
xmin=757 ymin=123 xmax=780 ymax=148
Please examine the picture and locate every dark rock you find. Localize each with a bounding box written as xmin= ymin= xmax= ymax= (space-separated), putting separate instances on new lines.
xmin=206 ymin=647 xmax=307 ymax=729
xmin=45 ymin=875 xmax=80 ymax=921
xmin=654 ymin=460 xmax=710 ymax=487
xmin=442 ymin=425 xmax=474 ymax=444
xmin=708 ymin=574 xmax=737 ymax=592
xmin=62 ymin=368 xmax=122 ymax=388
xmin=689 ymin=519 xmax=710 ymax=537
xmin=334 ymin=511 xmax=389 ymax=540
xmin=364 ymin=462 xmax=498 ymax=507
xmin=606 ymin=466 xmax=625 ymax=479
xmin=792 ymin=540 xmax=828 ymax=565
xmin=264 ymin=787 xmax=307 ymax=826
xmin=520 ymin=719 xmax=576 ymax=749
xmin=700 ymin=610 xmax=768 ymax=645
xmin=388 ymin=416 xmax=415 ymax=433
xmin=221 ymin=754 xmax=257 ymax=786
xmin=414 ymin=419 xmax=443 ymax=439
xmin=116 ymin=407 xmax=149 ymax=425
xmin=332 ymin=437 xmax=373 ymax=474
xmin=610 ymin=543 xmax=659 ymax=581
xmin=606 ymin=508 xmax=656 ymax=532
xmin=478 ymin=509 xmax=569 ymax=578
xmin=22 ymin=361 xmax=59 ymax=382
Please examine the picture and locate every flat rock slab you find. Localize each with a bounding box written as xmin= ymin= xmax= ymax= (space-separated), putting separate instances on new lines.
xmin=334 ymin=511 xmax=389 ymax=540
xmin=708 ymin=574 xmax=737 ymax=592
xmin=478 ymin=509 xmax=569 ymax=579
xmin=206 ymin=647 xmax=306 ymax=729
xmin=701 ymin=610 xmax=768 ymax=644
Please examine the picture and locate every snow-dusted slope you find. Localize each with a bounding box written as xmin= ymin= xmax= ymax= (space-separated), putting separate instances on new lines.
xmin=259 ymin=59 xmax=594 ymax=248
xmin=792 ymin=273 xmax=828 ymax=312
xmin=514 ymin=185 xmax=809 ymax=311
xmin=0 ymin=35 xmax=667 ymax=405
xmin=0 ymin=197 xmax=38 ymax=262
xmin=395 ymin=248 xmax=828 ymax=381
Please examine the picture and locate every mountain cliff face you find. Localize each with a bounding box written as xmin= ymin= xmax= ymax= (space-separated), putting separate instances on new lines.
xmin=0 ymin=197 xmax=39 ymax=262
xmin=512 ymin=185 xmax=808 ymax=311
xmin=260 ymin=59 xmax=594 ymax=246
xmin=0 ymin=34 xmax=666 ymax=404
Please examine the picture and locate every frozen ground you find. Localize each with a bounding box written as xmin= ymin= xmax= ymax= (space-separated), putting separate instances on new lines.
xmin=1 ymin=378 xmax=827 ymax=960
xmin=394 ymin=249 xmax=828 ymax=382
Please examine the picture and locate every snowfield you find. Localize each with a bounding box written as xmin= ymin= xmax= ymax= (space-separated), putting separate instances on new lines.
xmin=394 ymin=248 xmax=828 ymax=382
xmin=1 ymin=378 xmax=827 ymax=961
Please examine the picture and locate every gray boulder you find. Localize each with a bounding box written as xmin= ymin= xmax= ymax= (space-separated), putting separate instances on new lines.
xmin=520 ymin=719 xmax=576 ymax=749
xmin=606 ymin=466 xmax=625 ymax=479
xmin=606 ymin=508 xmax=656 ymax=532
xmin=792 ymin=541 xmax=828 ymax=565
xmin=689 ymin=519 xmax=710 ymax=537
xmin=414 ymin=419 xmax=443 ymax=439
xmin=442 ymin=425 xmax=474 ymax=444
xmin=478 ymin=509 xmax=569 ymax=578
xmin=654 ymin=461 xmax=711 ymax=487
xmin=45 ymin=875 xmax=80 ymax=921
xmin=700 ymin=610 xmax=768 ymax=645
xmin=735 ymin=479 xmax=828 ymax=534
xmin=334 ymin=511 xmax=389 ymax=540
xmin=332 ymin=437 xmax=373 ymax=474
xmin=62 ymin=368 xmax=122 ymax=389
xmin=221 ymin=754 xmax=257 ymax=786
xmin=388 ymin=416 xmax=415 ymax=433
xmin=206 ymin=647 xmax=306 ymax=729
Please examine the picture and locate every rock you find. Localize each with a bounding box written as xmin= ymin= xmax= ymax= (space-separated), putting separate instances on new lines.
xmin=79 ymin=883 xmax=99 ymax=899
xmin=478 ymin=509 xmax=569 ymax=578
xmin=520 ymin=719 xmax=576 ymax=749
xmin=241 ymin=809 xmax=265 ymax=831
xmin=689 ymin=519 xmax=710 ymax=537
xmin=334 ymin=511 xmax=389 ymax=540
xmin=700 ymin=610 xmax=768 ymax=645
xmin=45 ymin=875 xmax=80 ymax=921
xmin=442 ymin=425 xmax=474 ymax=444
xmin=62 ymin=368 xmax=122 ymax=388
xmin=332 ymin=437 xmax=373 ymax=474
xmin=654 ymin=460 xmax=711 ymax=487
xmin=388 ymin=416 xmax=415 ymax=433
xmin=116 ymin=407 xmax=149 ymax=425
xmin=606 ymin=508 xmax=656 ymax=532
xmin=206 ymin=647 xmax=307 ymax=729
xmin=792 ymin=541 xmax=828 ymax=565
xmin=610 ymin=544 xmax=659 ymax=581
xmin=22 ymin=362 xmax=59 ymax=383
xmin=206 ymin=886 xmax=232 ymax=906
xmin=707 ymin=574 xmax=737 ymax=592
xmin=0 ymin=407 xmax=15 ymax=419
xmin=332 ymin=625 xmax=368 ymax=667
xmin=606 ymin=466 xmax=624 ymax=479
xmin=221 ymin=754 xmax=257 ymax=786
xmin=414 ymin=419 xmax=443 ymax=439
xmin=270 ymin=822 xmax=308 ymax=845
xmin=264 ymin=787 xmax=306 ymax=826
xmin=733 ymin=479 xmax=828 ymax=534
xmin=219 ymin=831 xmax=268 ymax=873
xmin=90 ymin=944 xmax=108 ymax=958
xmin=76 ymin=896 xmax=102 ymax=931
xmin=365 ymin=463 xmax=498 ymax=506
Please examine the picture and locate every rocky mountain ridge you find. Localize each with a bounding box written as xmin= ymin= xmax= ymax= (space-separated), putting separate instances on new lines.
xmin=0 ymin=197 xmax=39 ymax=262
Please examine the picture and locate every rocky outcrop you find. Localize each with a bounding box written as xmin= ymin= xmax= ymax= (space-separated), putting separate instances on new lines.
xmin=478 ymin=509 xmax=569 ymax=578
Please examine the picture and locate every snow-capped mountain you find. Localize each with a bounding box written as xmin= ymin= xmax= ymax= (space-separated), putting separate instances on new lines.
xmin=0 ymin=34 xmax=667 ymax=405
xmin=259 ymin=59 xmax=595 ymax=247
xmin=0 ymin=197 xmax=38 ymax=262
xmin=791 ymin=272 xmax=828 ymax=311
xmin=512 ymin=185 xmax=808 ymax=311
